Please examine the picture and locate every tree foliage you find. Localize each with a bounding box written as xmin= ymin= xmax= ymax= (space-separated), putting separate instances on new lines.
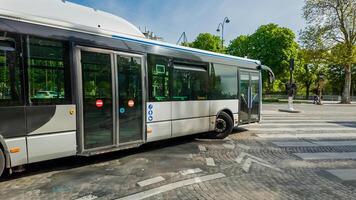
xmin=228 ymin=23 xmax=299 ymax=93
xmin=302 ymin=0 xmax=356 ymax=103
xmin=189 ymin=33 xmax=224 ymax=53
xmin=227 ymin=35 xmax=251 ymax=58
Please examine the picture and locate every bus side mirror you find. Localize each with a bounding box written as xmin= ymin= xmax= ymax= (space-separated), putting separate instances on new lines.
xmin=268 ymin=71 xmax=274 ymax=84
xmin=259 ymin=65 xmax=275 ymax=84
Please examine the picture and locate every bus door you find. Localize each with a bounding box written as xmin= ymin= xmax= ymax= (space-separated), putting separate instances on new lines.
xmin=76 ymin=47 xmax=144 ymax=152
xmin=239 ymin=71 xmax=261 ymax=124
xmin=116 ymin=53 xmax=144 ymax=144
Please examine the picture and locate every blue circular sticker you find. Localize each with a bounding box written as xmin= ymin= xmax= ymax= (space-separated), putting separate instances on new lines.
xmin=148 ymin=116 xmax=153 ymax=122
xmin=148 ymin=110 xmax=153 ymax=115
xmin=148 ymin=104 xmax=153 ymax=110
xmin=119 ymin=107 xmax=125 ymax=114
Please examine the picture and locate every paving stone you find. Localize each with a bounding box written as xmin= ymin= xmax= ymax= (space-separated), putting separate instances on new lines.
xmin=206 ymin=157 xmax=216 ymax=166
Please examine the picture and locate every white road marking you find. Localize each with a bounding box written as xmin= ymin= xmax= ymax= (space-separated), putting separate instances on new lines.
xmin=253 ymin=123 xmax=356 ymax=127
xmin=326 ymin=169 xmax=356 ymax=181
xmin=198 ymin=145 xmax=207 ymax=152
xmin=248 ymin=127 xmax=356 ymax=131
xmin=261 ymin=119 xmax=355 ymax=123
xmin=223 ymin=143 xmax=235 ymax=149
xmin=273 ymin=140 xmax=356 ymax=147
xmin=236 ymin=152 xmax=266 ymax=164
xmin=314 ymin=141 xmax=356 ymax=146
xmin=137 ymin=176 xmax=165 ymax=187
xmin=76 ymin=195 xmax=98 ymax=200
xmin=236 ymin=152 xmax=282 ymax=173
xmin=257 ymin=133 xmax=356 ymax=139
xmin=262 ymin=116 xmax=350 ymax=119
xmin=272 ymin=141 xmax=317 ymax=147
xmin=179 ymin=168 xmax=202 ymax=176
xmin=242 ymin=158 xmax=282 ymax=173
xmin=294 ymin=152 xmax=356 ymax=160
xmin=236 ymin=143 xmax=251 ymax=150
xmin=116 ymin=173 xmax=226 ymax=200
xmin=206 ymin=157 xmax=216 ymax=166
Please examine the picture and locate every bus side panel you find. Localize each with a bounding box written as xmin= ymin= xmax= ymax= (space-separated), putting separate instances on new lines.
xmin=0 ymin=107 xmax=27 ymax=167
xmin=26 ymin=105 xmax=76 ymax=135
xmin=0 ymin=107 xmax=26 ymax=138
xmin=146 ymin=102 xmax=172 ymax=142
xmin=4 ymin=137 xmax=27 ymax=167
xmin=209 ymin=100 xmax=239 ymax=130
xmin=172 ymin=101 xmax=210 ymax=137
xmin=27 ymin=131 xmax=76 ymax=163
xmin=26 ymin=105 xmax=77 ymax=163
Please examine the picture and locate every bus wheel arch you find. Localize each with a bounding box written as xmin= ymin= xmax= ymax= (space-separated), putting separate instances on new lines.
xmin=217 ymin=109 xmax=234 ymax=122
xmin=0 ymin=136 xmax=11 ymax=178
xmin=0 ymin=143 xmax=6 ymax=178
xmin=211 ymin=110 xmax=234 ymax=139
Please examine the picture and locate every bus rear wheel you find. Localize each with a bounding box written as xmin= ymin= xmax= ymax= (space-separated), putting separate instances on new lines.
xmin=211 ymin=112 xmax=233 ymax=139
xmin=0 ymin=148 xmax=5 ymax=178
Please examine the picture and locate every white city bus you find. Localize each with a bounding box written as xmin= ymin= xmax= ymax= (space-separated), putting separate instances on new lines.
xmin=0 ymin=0 xmax=274 ymax=177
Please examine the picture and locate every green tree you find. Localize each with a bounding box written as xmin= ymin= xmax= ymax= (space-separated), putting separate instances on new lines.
xmin=297 ymin=28 xmax=329 ymax=99
xmin=190 ymin=33 xmax=224 ymax=53
xmin=303 ymin=0 xmax=356 ymax=103
xmin=295 ymin=51 xmax=317 ymax=99
xmin=227 ymin=35 xmax=251 ymax=57
xmin=228 ymin=23 xmax=299 ymax=93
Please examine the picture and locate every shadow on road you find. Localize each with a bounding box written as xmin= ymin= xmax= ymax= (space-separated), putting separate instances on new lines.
xmin=327 ymin=121 xmax=356 ymax=128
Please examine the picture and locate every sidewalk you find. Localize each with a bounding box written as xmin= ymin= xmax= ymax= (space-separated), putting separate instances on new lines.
xmin=276 ymin=99 xmax=355 ymax=104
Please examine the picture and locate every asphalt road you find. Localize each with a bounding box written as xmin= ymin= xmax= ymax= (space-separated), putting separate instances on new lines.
xmin=1 ymin=103 xmax=356 ymax=200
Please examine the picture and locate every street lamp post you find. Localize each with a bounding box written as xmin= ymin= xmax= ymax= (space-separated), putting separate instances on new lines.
xmin=216 ymin=17 xmax=230 ymax=48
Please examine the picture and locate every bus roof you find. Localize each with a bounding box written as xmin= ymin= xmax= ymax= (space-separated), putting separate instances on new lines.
xmin=0 ymin=0 xmax=261 ymax=67
xmin=0 ymin=0 xmax=145 ymax=38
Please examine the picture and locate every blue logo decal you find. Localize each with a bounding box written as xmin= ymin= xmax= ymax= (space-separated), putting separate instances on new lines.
xmin=148 ymin=104 xmax=153 ymax=110
xmin=119 ymin=108 xmax=125 ymax=114
xmin=148 ymin=116 xmax=153 ymax=122
xmin=148 ymin=110 xmax=153 ymax=116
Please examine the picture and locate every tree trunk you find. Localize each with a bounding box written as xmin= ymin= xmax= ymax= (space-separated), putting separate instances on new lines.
xmin=305 ymin=83 xmax=310 ymax=100
xmin=341 ymin=65 xmax=352 ymax=104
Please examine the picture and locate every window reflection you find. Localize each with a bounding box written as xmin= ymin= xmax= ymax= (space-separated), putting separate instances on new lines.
xmin=27 ymin=37 xmax=71 ymax=105
xmin=0 ymin=32 xmax=22 ymax=106
xmin=210 ymin=64 xmax=238 ymax=100
xmin=148 ymin=55 xmax=170 ymax=101
xmin=172 ymin=64 xmax=208 ymax=101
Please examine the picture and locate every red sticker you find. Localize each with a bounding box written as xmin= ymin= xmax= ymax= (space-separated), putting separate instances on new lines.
xmin=128 ymin=100 xmax=135 ymax=107
xmin=96 ymin=99 xmax=104 ymax=108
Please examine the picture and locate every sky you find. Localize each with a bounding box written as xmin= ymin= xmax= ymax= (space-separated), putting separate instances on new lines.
xmin=68 ymin=0 xmax=306 ymax=44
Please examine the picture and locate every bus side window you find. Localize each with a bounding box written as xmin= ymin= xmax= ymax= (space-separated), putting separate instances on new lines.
xmin=147 ymin=54 xmax=170 ymax=102
xmin=26 ymin=36 xmax=71 ymax=105
xmin=210 ymin=63 xmax=238 ymax=100
xmin=172 ymin=64 xmax=208 ymax=101
xmin=0 ymin=32 xmax=23 ymax=106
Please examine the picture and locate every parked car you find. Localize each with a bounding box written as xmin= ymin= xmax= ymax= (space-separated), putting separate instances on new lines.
xmin=32 ymin=91 xmax=61 ymax=99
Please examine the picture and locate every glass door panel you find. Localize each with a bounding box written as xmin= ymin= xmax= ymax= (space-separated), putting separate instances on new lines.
xmin=250 ymin=74 xmax=260 ymax=122
xmin=240 ymin=72 xmax=250 ymax=124
xmin=117 ymin=55 xmax=143 ymax=143
xmin=81 ymin=51 xmax=114 ymax=149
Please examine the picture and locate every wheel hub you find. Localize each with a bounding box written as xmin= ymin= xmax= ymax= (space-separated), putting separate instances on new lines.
xmin=215 ymin=118 xmax=227 ymax=133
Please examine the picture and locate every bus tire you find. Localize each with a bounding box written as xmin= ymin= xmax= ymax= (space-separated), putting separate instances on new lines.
xmin=0 ymin=148 xmax=5 ymax=178
xmin=212 ymin=111 xmax=233 ymax=139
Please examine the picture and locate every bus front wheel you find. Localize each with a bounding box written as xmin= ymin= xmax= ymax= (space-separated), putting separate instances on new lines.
xmin=212 ymin=112 xmax=233 ymax=139
xmin=0 ymin=148 xmax=5 ymax=178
